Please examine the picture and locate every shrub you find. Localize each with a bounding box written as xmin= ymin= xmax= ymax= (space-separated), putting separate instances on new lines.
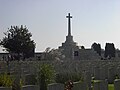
xmin=55 ymin=72 xmax=82 ymax=84
xmin=12 ymin=77 xmax=24 ymax=90
xmin=37 ymin=64 xmax=55 ymax=90
xmin=0 ymin=73 xmax=13 ymax=87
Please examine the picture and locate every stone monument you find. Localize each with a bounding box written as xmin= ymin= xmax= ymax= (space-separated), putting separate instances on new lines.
xmin=59 ymin=13 xmax=100 ymax=60
xmin=59 ymin=13 xmax=79 ymax=60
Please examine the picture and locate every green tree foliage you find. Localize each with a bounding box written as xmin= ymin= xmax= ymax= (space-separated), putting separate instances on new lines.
xmin=104 ymin=43 xmax=116 ymax=59
xmin=0 ymin=25 xmax=35 ymax=59
xmin=91 ymin=42 xmax=101 ymax=56
xmin=81 ymin=46 xmax=85 ymax=49
xmin=44 ymin=47 xmax=65 ymax=61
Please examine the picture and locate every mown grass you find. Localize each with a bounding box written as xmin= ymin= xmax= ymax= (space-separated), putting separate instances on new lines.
xmin=108 ymin=84 xmax=114 ymax=90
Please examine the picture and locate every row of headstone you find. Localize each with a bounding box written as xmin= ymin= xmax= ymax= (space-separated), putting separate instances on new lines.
xmin=94 ymin=66 xmax=117 ymax=83
xmin=72 ymin=82 xmax=87 ymax=90
xmin=0 ymin=85 xmax=39 ymax=90
xmin=48 ymin=83 xmax=64 ymax=90
xmin=94 ymin=66 xmax=108 ymax=80
xmin=0 ymin=84 xmax=63 ymax=90
xmin=93 ymin=79 xmax=120 ymax=90
xmin=0 ymin=87 xmax=12 ymax=90
xmin=1 ymin=60 xmax=120 ymax=78
xmin=94 ymin=80 xmax=108 ymax=90
xmin=48 ymin=82 xmax=88 ymax=90
xmin=22 ymin=85 xmax=39 ymax=90
xmin=0 ymin=79 xmax=120 ymax=90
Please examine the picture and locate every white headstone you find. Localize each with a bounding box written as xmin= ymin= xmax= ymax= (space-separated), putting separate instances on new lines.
xmin=22 ymin=85 xmax=39 ymax=90
xmin=0 ymin=87 xmax=12 ymax=90
xmin=84 ymin=71 xmax=92 ymax=89
xmin=94 ymin=80 xmax=108 ymax=90
xmin=108 ymin=67 xmax=116 ymax=83
xmin=94 ymin=67 xmax=100 ymax=80
xmin=72 ymin=82 xmax=87 ymax=90
xmin=99 ymin=68 xmax=106 ymax=80
xmin=48 ymin=83 xmax=64 ymax=90
xmin=114 ymin=79 xmax=120 ymax=90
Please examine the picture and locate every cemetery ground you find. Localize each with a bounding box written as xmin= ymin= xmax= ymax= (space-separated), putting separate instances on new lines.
xmin=0 ymin=60 xmax=120 ymax=90
xmin=108 ymin=84 xmax=114 ymax=90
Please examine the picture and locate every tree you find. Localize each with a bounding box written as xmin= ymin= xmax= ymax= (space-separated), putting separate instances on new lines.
xmin=43 ymin=47 xmax=65 ymax=61
xmin=0 ymin=25 xmax=35 ymax=60
xmin=81 ymin=46 xmax=85 ymax=49
xmin=104 ymin=43 xmax=115 ymax=59
xmin=91 ymin=42 xmax=101 ymax=56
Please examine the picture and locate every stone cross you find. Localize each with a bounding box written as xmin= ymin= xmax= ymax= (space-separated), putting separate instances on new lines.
xmin=66 ymin=13 xmax=72 ymax=36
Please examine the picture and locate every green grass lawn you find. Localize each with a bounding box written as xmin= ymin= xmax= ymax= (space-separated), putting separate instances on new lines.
xmin=108 ymin=84 xmax=114 ymax=90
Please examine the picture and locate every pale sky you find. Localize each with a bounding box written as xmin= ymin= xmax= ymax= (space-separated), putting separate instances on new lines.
xmin=0 ymin=0 xmax=120 ymax=52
